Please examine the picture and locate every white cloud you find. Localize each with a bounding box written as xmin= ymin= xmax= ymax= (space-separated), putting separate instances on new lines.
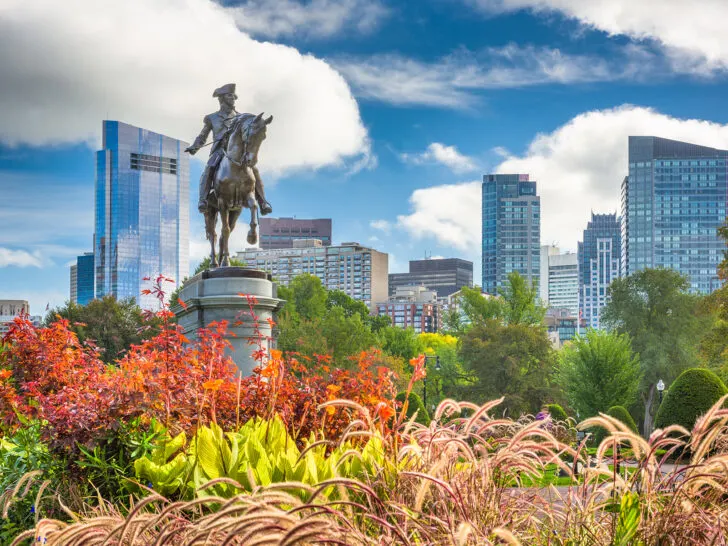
xmin=396 ymin=105 xmax=728 ymax=255
xmin=370 ymin=219 xmax=392 ymax=234
xmin=0 ymin=248 xmax=43 ymax=268
xmin=397 ymin=181 xmax=482 ymax=252
xmin=333 ymin=44 xmax=655 ymax=107
xmin=227 ymin=0 xmax=389 ymax=40
xmin=469 ymin=0 xmax=728 ymax=74
xmin=0 ymin=0 xmax=369 ymax=176
xmin=401 ymin=143 xmax=478 ymax=173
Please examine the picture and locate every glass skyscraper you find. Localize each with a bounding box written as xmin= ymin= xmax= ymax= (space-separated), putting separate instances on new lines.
xmin=76 ymin=252 xmax=95 ymax=306
xmin=578 ymin=213 xmax=621 ymax=330
xmin=622 ymin=136 xmax=728 ymax=293
xmin=482 ymin=174 xmax=540 ymax=294
xmin=95 ymin=121 xmax=189 ymax=310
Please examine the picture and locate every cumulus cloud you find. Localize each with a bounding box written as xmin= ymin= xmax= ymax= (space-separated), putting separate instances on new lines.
xmin=401 ymin=143 xmax=478 ymax=173
xmin=227 ymin=0 xmax=389 ymax=40
xmin=0 ymin=248 xmax=43 ymax=268
xmin=469 ymin=0 xmax=728 ymax=74
xmin=397 ymin=181 xmax=482 ymax=252
xmin=333 ymin=44 xmax=658 ymax=107
xmin=396 ymin=105 xmax=728 ymax=254
xmin=0 ymin=0 xmax=369 ymax=176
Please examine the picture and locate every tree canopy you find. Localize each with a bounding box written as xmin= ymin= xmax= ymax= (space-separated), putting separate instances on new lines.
xmin=459 ymin=320 xmax=557 ymax=416
xmin=601 ymin=268 xmax=709 ymax=435
xmin=555 ymin=329 xmax=641 ymax=419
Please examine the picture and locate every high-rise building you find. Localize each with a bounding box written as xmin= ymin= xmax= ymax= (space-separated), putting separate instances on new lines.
xmin=70 ymin=265 xmax=78 ymax=304
xmin=388 ymin=258 xmax=473 ymax=300
xmin=482 ymin=174 xmax=540 ymax=294
xmin=578 ymin=213 xmax=621 ymax=330
xmin=259 ymin=217 xmax=332 ymax=249
xmin=376 ymin=285 xmax=442 ymax=334
xmin=236 ymin=240 xmax=388 ymax=309
xmin=76 ymin=252 xmax=95 ymax=305
xmin=539 ymin=245 xmax=560 ymax=303
xmin=623 ymin=136 xmax=728 ymax=293
xmin=94 ymin=121 xmax=189 ymax=309
xmin=547 ymin=251 xmax=579 ymax=317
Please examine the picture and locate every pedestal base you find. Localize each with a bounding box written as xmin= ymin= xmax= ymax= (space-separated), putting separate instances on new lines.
xmin=173 ymin=268 xmax=285 ymax=376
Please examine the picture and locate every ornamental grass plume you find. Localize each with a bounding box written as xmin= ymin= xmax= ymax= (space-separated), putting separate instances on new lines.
xmin=9 ymin=396 xmax=728 ymax=544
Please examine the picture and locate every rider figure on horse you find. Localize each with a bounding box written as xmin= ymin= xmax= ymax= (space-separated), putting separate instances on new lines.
xmin=185 ymin=83 xmax=273 ymax=215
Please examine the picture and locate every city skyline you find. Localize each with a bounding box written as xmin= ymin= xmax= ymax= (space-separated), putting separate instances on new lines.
xmin=3 ymin=0 xmax=728 ymax=312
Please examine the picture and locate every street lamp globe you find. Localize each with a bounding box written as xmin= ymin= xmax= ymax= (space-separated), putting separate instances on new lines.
xmin=656 ymin=379 xmax=665 ymax=393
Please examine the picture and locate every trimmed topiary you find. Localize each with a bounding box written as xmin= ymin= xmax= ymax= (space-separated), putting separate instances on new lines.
xmin=655 ymin=368 xmax=728 ymax=431
xmin=546 ymin=403 xmax=568 ymax=423
xmin=606 ymin=405 xmax=638 ymax=432
xmin=592 ymin=405 xmax=639 ymax=446
xmin=395 ymin=391 xmax=430 ymax=425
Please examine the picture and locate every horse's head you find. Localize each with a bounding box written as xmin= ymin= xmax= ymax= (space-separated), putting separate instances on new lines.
xmin=250 ymin=112 xmax=273 ymax=141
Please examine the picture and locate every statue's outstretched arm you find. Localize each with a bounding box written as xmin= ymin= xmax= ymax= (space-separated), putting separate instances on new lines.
xmin=185 ymin=116 xmax=212 ymax=154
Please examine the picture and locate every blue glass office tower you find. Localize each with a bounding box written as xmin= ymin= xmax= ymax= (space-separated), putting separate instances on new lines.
xmin=622 ymin=137 xmax=728 ymax=293
xmin=95 ymin=121 xmax=189 ymax=310
xmin=482 ymin=174 xmax=540 ymax=294
xmin=76 ymin=252 xmax=95 ymax=306
xmin=578 ymin=213 xmax=621 ymax=330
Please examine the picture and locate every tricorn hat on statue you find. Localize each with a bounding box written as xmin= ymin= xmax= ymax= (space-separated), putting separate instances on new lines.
xmin=213 ymin=83 xmax=237 ymax=98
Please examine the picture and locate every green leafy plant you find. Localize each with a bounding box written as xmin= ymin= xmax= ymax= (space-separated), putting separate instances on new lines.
xmin=134 ymin=416 xmax=386 ymax=500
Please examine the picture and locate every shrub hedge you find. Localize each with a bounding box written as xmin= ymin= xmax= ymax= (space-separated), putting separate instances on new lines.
xmin=655 ymin=368 xmax=728 ymax=431
xmin=395 ymin=391 xmax=430 ymax=425
xmin=546 ymin=403 xmax=569 ymax=423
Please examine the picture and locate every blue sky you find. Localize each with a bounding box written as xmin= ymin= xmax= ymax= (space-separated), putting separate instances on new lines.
xmin=3 ymin=0 xmax=728 ymax=313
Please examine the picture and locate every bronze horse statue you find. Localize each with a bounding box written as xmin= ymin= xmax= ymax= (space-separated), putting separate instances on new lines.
xmin=204 ymin=112 xmax=273 ymax=267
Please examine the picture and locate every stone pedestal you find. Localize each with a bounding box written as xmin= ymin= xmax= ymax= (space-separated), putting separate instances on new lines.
xmin=173 ymin=268 xmax=285 ymax=376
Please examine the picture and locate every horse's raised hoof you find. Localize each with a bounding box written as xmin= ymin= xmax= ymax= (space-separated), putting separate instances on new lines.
xmin=247 ymin=229 xmax=258 ymax=245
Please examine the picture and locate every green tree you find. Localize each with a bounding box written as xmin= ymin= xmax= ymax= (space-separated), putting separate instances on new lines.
xmin=278 ymin=274 xmax=328 ymax=321
xmin=556 ymin=329 xmax=641 ymax=419
xmin=655 ymin=368 xmax=728 ymax=431
xmin=419 ymin=332 xmax=474 ymax=403
xmin=44 ymin=296 xmax=160 ymax=363
xmin=327 ymin=289 xmax=390 ymax=333
xmin=460 ymin=320 xmax=557 ymax=416
xmin=698 ymin=222 xmax=728 ymax=384
xmin=381 ymin=327 xmax=422 ymax=361
xmin=602 ymin=268 xmax=709 ymax=436
xmin=457 ymin=285 xmax=506 ymax=327
xmin=498 ymin=271 xmax=546 ymax=326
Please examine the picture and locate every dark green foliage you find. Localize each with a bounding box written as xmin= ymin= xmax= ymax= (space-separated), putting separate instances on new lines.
xmin=44 ymin=296 xmax=160 ymax=363
xmin=655 ymin=368 xmax=728 ymax=431
xmin=395 ymin=391 xmax=430 ymax=425
xmin=546 ymin=404 xmax=568 ymax=423
xmin=460 ymin=320 xmax=558 ymax=417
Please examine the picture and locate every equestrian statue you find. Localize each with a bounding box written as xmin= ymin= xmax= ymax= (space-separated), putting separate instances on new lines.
xmin=185 ymin=83 xmax=273 ymax=267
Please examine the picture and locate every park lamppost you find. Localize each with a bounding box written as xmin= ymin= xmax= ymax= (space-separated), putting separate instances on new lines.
xmin=423 ymin=355 xmax=441 ymax=410
xmin=657 ymin=379 xmax=665 ymax=404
